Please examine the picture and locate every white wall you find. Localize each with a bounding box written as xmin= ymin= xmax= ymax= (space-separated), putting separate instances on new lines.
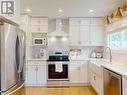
xmin=112 ymin=52 xmax=127 ymax=65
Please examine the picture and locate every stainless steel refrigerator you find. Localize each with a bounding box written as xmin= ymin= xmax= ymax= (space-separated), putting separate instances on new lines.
xmin=0 ymin=17 xmax=25 ymax=95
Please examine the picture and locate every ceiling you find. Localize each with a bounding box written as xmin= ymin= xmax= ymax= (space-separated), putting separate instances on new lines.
xmin=21 ymin=0 xmax=127 ymax=18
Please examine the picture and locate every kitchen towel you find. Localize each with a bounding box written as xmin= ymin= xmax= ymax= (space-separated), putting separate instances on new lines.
xmin=55 ymin=62 xmax=63 ymax=72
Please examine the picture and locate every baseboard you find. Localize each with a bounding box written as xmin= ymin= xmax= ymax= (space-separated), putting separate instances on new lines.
xmin=69 ymin=83 xmax=90 ymax=86
xmin=25 ymin=82 xmax=90 ymax=87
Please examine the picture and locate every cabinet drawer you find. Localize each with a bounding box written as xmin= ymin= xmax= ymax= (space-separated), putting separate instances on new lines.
xmin=26 ymin=61 xmax=46 ymax=66
xmin=31 ymin=26 xmax=48 ymax=33
xmin=31 ymin=18 xmax=48 ymax=25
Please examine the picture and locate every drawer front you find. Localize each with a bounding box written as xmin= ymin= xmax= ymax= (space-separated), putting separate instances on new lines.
xmin=31 ymin=26 xmax=48 ymax=33
xmin=26 ymin=61 xmax=46 ymax=66
xmin=31 ymin=18 xmax=48 ymax=25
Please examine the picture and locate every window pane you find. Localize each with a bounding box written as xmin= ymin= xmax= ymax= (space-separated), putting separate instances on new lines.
xmin=121 ymin=30 xmax=127 ymax=48
xmin=109 ymin=32 xmax=121 ymax=48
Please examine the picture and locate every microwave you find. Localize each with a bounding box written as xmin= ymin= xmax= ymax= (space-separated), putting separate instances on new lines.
xmin=33 ymin=38 xmax=47 ymax=45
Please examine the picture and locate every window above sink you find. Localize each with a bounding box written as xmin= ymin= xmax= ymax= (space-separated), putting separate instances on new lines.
xmin=107 ymin=29 xmax=127 ymax=49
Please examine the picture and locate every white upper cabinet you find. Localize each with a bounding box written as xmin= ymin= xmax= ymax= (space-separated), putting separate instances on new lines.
xmin=69 ymin=18 xmax=90 ymax=25
xmin=80 ymin=26 xmax=90 ymax=46
xmin=91 ymin=18 xmax=104 ymax=26
xmin=69 ymin=18 xmax=105 ymax=46
xmin=90 ymin=26 xmax=105 ymax=46
xmin=30 ymin=17 xmax=48 ymax=33
xmin=31 ymin=18 xmax=48 ymax=26
xmin=69 ymin=26 xmax=80 ymax=46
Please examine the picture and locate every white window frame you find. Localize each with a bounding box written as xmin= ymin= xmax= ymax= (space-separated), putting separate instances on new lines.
xmin=106 ymin=29 xmax=127 ymax=54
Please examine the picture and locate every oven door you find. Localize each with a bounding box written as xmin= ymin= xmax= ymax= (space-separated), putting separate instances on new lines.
xmin=48 ymin=64 xmax=68 ymax=80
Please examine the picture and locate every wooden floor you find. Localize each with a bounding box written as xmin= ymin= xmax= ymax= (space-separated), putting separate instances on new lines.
xmin=11 ymin=86 xmax=97 ymax=95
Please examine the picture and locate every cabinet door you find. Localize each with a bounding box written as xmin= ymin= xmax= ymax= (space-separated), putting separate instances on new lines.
xmin=123 ymin=76 xmax=127 ymax=95
xmin=69 ymin=26 xmax=80 ymax=46
xmin=26 ymin=66 xmax=37 ymax=85
xmin=79 ymin=18 xmax=90 ymax=25
xmin=37 ymin=65 xmax=47 ymax=85
xmin=80 ymin=26 xmax=90 ymax=46
xmin=80 ymin=62 xmax=88 ymax=83
xmin=91 ymin=18 xmax=103 ymax=26
xmin=69 ymin=18 xmax=80 ymax=25
xmin=96 ymin=76 xmax=103 ymax=95
xmin=31 ymin=26 xmax=48 ymax=33
xmin=69 ymin=18 xmax=90 ymax=26
xmin=31 ymin=18 xmax=48 ymax=26
xmin=70 ymin=68 xmax=80 ymax=83
xmin=90 ymin=26 xmax=104 ymax=46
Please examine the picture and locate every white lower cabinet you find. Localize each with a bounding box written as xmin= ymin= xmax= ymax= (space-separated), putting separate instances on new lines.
xmin=26 ymin=65 xmax=37 ymax=85
xmin=70 ymin=61 xmax=88 ymax=84
xmin=89 ymin=62 xmax=103 ymax=95
xmin=123 ymin=76 xmax=127 ymax=95
xmin=25 ymin=60 xmax=47 ymax=86
xmin=37 ymin=65 xmax=47 ymax=84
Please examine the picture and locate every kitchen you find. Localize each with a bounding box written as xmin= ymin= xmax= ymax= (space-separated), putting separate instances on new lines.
xmin=1 ymin=0 xmax=127 ymax=95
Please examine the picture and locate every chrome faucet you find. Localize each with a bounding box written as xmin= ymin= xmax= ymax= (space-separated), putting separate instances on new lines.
xmin=104 ymin=47 xmax=112 ymax=63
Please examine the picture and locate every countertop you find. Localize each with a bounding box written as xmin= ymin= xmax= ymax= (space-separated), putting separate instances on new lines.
xmin=90 ymin=60 xmax=127 ymax=76
xmin=26 ymin=57 xmax=127 ymax=76
xmin=69 ymin=58 xmax=103 ymax=61
xmin=26 ymin=58 xmax=47 ymax=61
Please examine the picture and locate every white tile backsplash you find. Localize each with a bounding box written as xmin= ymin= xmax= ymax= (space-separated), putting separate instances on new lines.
xmin=69 ymin=46 xmax=103 ymax=60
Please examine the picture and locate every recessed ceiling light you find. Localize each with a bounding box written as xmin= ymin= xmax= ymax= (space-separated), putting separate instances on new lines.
xmin=58 ymin=9 xmax=63 ymax=13
xmin=26 ymin=8 xmax=31 ymax=12
xmin=89 ymin=9 xmax=94 ymax=13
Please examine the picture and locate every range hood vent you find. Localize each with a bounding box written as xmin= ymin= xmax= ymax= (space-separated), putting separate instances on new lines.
xmin=48 ymin=18 xmax=68 ymax=37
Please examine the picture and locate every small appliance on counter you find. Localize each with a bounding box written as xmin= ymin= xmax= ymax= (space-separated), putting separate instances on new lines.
xmin=96 ymin=52 xmax=103 ymax=58
xmin=33 ymin=49 xmax=47 ymax=59
xmin=39 ymin=49 xmax=47 ymax=58
xmin=91 ymin=51 xmax=103 ymax=58
xmin=91 ymin=51 xmax=97 ymax=58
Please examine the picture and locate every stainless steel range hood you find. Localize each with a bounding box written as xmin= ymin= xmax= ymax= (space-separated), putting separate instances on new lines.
xmin=48 ymin=18 xmax=68 ymax=37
